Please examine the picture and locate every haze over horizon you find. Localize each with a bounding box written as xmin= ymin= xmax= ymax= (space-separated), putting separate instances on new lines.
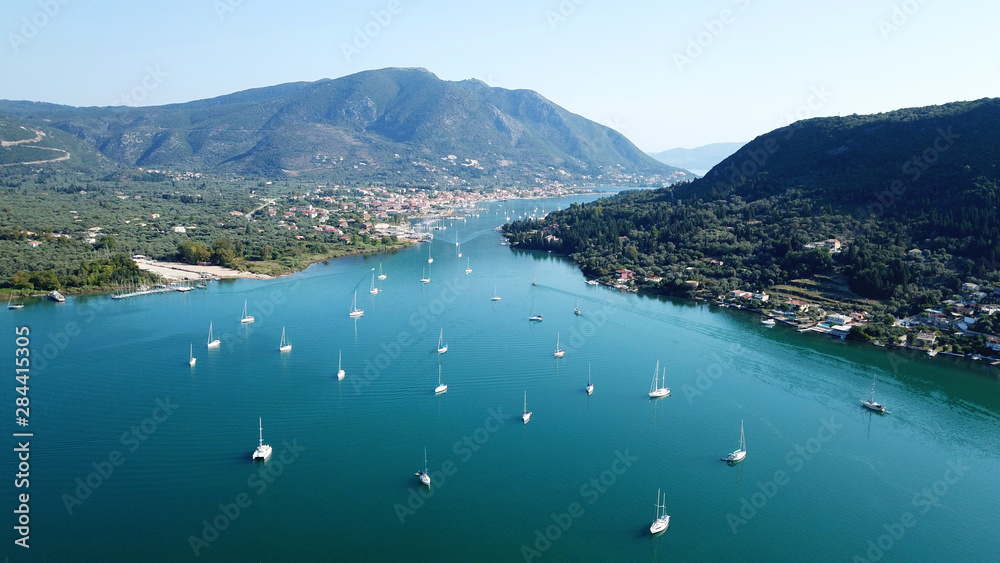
xmin=2 ymin=0 xmax=997 ymax=152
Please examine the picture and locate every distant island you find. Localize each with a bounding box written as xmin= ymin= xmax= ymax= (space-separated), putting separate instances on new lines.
xmin=504 ymin=98 xmax=1000 ymax=362
xmin=647 ymin=142 xmax=746 ymax=175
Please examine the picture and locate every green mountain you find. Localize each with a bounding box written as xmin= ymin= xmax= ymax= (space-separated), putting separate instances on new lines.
xmin=504 ymin=99 xmax=1000 ymax=317
xmin=0 ymin=68 xmax=686 ymax=185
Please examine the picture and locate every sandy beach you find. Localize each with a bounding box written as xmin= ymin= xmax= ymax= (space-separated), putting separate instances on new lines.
xmin=135 ymin=259 xmax=272 ymax=281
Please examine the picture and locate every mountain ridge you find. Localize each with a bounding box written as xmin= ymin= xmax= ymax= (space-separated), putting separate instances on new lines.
xmin=0 ymin=67 xmax=689 ymax=186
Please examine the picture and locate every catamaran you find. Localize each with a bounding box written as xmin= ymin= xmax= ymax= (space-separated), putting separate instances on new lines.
xmin=416 ymin=448 xmax=431 ymax=486
xmin=491 ymin=285 xmax=501 ymax=301
xmin=553 ymin=333 xmax=565 ymax=358
xmin=279 ymin=327 xmax=292 ymax=352
xmin=861 ymin=374 xmax=887 ymax=413
xmin=252 ymin=418 xmax=272 ymax=461
xmin=586 ymin=363 xmax=594 ymax=395
xmin=437 ymin=328 xmax=448 ymax=354
xmin=522 ymin=391 xmax=532 ymax=423
xmin=240 ymin=300 xmax=255 ymax=324
xmin=188 ymin=343 xmax=196 ymax=367
xmin=207 ymin=322 xmax=220 ymax=348
xmin=722 ymin=420 xmax=747 ymax=462
xmin=650 ymin=489 xmax=670 ymax=535
xmin=337 ymin=350 xmax=346 ymax=380
xmin=648 ymin=361 xmax=670 ymax=398
xmin=435 ymin=364 xmax=447 ymax=394
xmin=369 ymin=272 xmax=379 ymax=295
xmin=349 ymin=291 xmax=364 ymax=318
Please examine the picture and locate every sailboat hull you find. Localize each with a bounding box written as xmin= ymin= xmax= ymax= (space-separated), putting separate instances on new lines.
xmin=861 ymin=400 xmax=886 ymax=413
xmin=724 ymin=450 xmax=747 ymax=463
xmin=650 ymin=517 xmax=669 ymax=534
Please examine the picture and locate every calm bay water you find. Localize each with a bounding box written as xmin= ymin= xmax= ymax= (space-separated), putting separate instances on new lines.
xmin=4 ymin=193 xmax=1000 ymax=562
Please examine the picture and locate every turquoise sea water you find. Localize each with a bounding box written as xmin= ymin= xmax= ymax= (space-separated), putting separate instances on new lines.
xmin=3 ymin=193 xmax=999 ymax=562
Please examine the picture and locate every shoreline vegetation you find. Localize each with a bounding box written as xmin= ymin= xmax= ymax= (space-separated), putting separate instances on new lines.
xmin=0 ymin=167 xmax=596 ymax=298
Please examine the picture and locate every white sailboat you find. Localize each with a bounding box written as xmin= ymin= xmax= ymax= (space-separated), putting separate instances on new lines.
xmin=416 ymin=448 xmax=431 ymax=486
xmin=377 ymin=263 xmax=387 ymax=280
xmin=650 ymin=489 xmax=670 ymax=535
xmin=207 ymin=322 xmax=220 ymax=348
xmin=437 ymin=328 xmax=448 ymax=354
xmin=574 ymin=299 xmax=581 ymax=316
xmin=861 ymin=374 xmax=887 ymax=413
xmin=240 ymin=300 xmax=255 ymax=324
xmin=188 ymin=343 xmax=196 ymax=367
xmin=279 ymin=327 xmax=291 ymax=352
xmin=465 ymin=257 xmax=472 ymax=274
xmin=586 ymin=363 xmax=594 ymax=395
xmin=553 ymin=333 xmax=565 ymax=358
xmin=349 ymin=291 xmax=364 ymax=318
xmin=648 ymin=361 xmax=670 ymax=398
xmin=252 ymin=418 xmax=272 ymax=461
xmin=528 ymin=302 xmax=542 ymax=322
xmin=722 ymin=420 xmax=747 ymax=463
xmin=761 ymin=317 xmax=776 ymax=326
xmin=7 ymin=295 xmax=23 ymax=309
xmin=369 ymin=272 xmax=379 ymax=295
xmin=531 ymin=274 xmax=538 ymax=287
xmin=420 ymin=267 xmax=431 ymax=284
xmin=491 ymin=285 xmax=501 ymax=301
xmin=522 ymin=391 xmax=532 ymax=423
xmin=435 ymin=364 xmax=447 ymax=394
xmin=427 ymin=244 xmax=433 ymax=264
xmin=337 ymin=350 xmax=346 ymax=380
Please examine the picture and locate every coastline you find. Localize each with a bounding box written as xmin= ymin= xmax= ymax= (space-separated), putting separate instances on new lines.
xmin=136 ymin=259 xmax=273 ymax=281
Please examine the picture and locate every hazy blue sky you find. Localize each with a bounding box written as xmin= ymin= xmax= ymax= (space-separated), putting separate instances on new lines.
xmin=2 ymin=0 xmax=997 ymax=152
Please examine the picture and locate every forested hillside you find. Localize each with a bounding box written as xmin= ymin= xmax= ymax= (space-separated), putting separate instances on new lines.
xmin=504 ymin=99 xmax=1000 ymax=318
